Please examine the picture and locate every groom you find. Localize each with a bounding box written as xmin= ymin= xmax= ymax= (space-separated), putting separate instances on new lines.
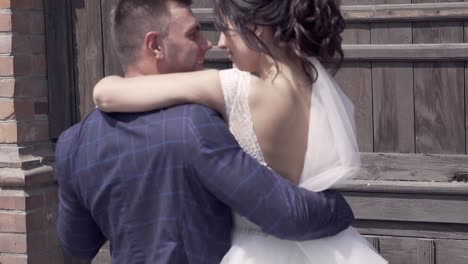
xmin=56 ymin=0 xmax=354 ymax=263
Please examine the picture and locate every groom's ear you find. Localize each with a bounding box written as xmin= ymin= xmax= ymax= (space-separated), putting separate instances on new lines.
xmin=144 ymin=31 xmax=164 ymax=59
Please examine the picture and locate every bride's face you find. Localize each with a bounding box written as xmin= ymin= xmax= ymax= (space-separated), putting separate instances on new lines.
xmin=217 ymin=20 xmax=261 ymax=72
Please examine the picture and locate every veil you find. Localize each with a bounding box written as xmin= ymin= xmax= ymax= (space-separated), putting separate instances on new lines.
xmin=299 ymin=58 xmax=361 ymax=192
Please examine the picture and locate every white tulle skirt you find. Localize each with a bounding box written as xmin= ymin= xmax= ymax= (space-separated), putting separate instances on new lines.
xmin=221 ymin=216 xmax=388 ymax=264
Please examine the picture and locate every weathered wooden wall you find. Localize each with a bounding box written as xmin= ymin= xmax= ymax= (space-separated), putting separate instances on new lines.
xmin=45 ymin=0 xmax=468 ymax=263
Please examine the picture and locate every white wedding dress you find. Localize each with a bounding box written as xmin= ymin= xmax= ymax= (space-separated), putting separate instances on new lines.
xmin=218 ymin=58 xmax=388 ymax=264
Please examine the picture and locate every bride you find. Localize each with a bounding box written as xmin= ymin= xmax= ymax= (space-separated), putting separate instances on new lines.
xmin=93 ymin=0 xmax=387 ymax=263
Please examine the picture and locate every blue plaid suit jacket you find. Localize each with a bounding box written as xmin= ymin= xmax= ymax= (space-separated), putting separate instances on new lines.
xmin=56 ymin=104 xmax=354 ymax=263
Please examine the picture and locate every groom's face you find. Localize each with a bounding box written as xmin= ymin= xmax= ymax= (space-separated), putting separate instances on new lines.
xmin=159 ymin=3 xmax=212 ymax=73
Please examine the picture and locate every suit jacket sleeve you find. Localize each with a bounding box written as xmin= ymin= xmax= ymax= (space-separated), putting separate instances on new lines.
xmin=56 ymin=131 xmax=107 ymax=259
xmin=187 ymin=105 xmax=354 ymax=240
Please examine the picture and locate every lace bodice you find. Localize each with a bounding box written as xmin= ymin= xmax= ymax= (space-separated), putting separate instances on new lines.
xmin=219 ymin=69 xmax=268 ymax=233
xmin=219 ymin=69 xmax=267 ymax=166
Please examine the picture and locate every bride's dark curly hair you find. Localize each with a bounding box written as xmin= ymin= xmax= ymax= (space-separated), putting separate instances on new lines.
xmin=214 ymin=0 xmax=345 ymax=82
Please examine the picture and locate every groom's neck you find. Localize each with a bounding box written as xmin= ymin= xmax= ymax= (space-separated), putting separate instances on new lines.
xmin=124 ymin=60 xmax=162 ymax=78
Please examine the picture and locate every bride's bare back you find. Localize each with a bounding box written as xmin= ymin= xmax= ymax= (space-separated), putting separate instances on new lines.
xmin=248 ymin=72 xmax=312 ymax=184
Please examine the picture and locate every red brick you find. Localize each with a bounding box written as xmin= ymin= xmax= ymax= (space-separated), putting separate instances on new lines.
xmin=30 ymin=54 xmax=46 ymax=76
xmin=24 ymin=165 xmax=55 ymax=187
xmin=11 ymin=12 xmax=29 ymax=33
xmin=0 ymin=0 xmax=11 ymax=9
xmin=17 ymin=120 xmax=49 ymax=142
xmin=0 ymin=98 xmax=14 ymax=119
xmin=29 ymin=251 xmax=64 ymax=264
xmin=14 ymin=100 xmax=35 ymax=120
xmin=0 ymin=233 xmax=27 ymax=253
xmin=13 ymin=34 xmax=45 ymax=54
xmin=0 ymin=78 xmax=14 ymax=97
xmin=0 ymin=12 xmax=12 ymax=32
xmin=13 ymin=0 xmax=44 ymax=11
xmin=0 ymin=56 xmax=14 ymax=76
xmin=0 ymin=195 xmax=24 ymax=209
xmin=9 ymin=11 xmax=46 ymax=34
xmin=0 ymin=167 xmax=25 ymax=187
xmin=0 ymin=211 xmax=26 ymax=232
xmin=0 ymin=253 xmax=28 ymax=264
xmin=18 ymin=141 xmax=54 ymax=161
xmin=14 ymin=54 xmax=46 ymax=77
xmin=0 ymin=122 xmax=17 ymax=143
xmin=26 ymin=209 xmax=45 ymax=232
xmin=0 ymin=144 xmax=21 ymax=166
xmin=44 ymin=188 xmax=57 ymax=206
xmin=15 ymin=78 xmax=48 ymax=98
xmin=26 ymin=231 xmax=47 ymax=254
xmin=0 ymin=190 xmax=26 ymax=210
xmin=0 ymin=78 xmax=49 ymax=99
xmin=46 ymin=228 xmax=59 ymax=249
xmin=29 ymin=11 xmax=44 ymax=34
xmin=13 ymin=55 xmax=31 ymax=76
xmin=25 ymin=192 xmax=45 ymax=210
xmin=0 ymin=33 xmax=12 ymax=53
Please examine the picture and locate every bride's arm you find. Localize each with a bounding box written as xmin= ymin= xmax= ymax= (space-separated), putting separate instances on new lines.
xmin=93 ymin=69 xmax=226 ymax=117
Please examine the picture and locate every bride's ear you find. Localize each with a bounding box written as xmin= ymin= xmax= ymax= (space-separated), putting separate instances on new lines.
xmin=145 ymin=31 xmax=164 ymax=60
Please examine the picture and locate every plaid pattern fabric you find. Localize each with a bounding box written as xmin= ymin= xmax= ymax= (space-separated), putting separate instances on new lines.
xmin=56 ymin=104 xmax=354 ymax=264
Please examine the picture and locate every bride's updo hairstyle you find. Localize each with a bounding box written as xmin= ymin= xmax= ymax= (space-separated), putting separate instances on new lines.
xmin=214 ymin=0 xmax=345 ymax=82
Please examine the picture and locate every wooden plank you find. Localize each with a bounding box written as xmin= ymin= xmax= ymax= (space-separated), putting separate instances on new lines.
xmin=338 ymin=180 xmax=468 ymax=195
xmin=378 ymin=237 xmax=418 ymax=264
xmin=191 ymin=0 xmax=212 ymax=8
xmin=372 ymin=63 xmax=414 ymax=152
xmin=436 ymin=239 xmax=468 ymax=264
xmin=334 ymin=62 xmax=374 ymax=152
xmin=206 ymin=44 xmax=468 ymax=62
xmin=192 ymin=0 xmax=219 ymax=47
xmin=45 ymin=0 xmax=76 ymax=138
xmin=342 ymin=23 xmax=370 ymax=45
xmin=365 ymin=236 xmax=381 ymax=252
xmin=92 ymin=244 xmax=110 ymax=264
xmin=335 ymin=10 xmax=373 ymax=153
xmin=344 ymin=44 xmax=468 ymax=61
xmin=373 ymin=0 xmax=410 ymax=3
xmin=71 ymin=0 xmax=105 ymax=120
xmin=193 ymin=3 xmax=468 ymax=23
xmin=342 ymin=192 xmax=468 ymax=224
xmin=356 ymin=152 xmax=468 ymax=182
xmin=101 ymin=0 xmax=123 ymax=76
xmin=371 ymin=20 xmax=414 ymax=153
xmin=342 ymin=2 xmax=468 ymax=22
xmin=414 ymin=62 xmax=465 ymax=154
xmin=340 ymin=0 xmax=369 ymax=4
xmin=413 ymin=22 xmax=463 ymax=44
xmin=417 ymin=239 xmax=435 ymax=264
xmin=354 ymin=220 xmax=468 ymax=240
xmin=465 ymin=21 xmax=468 ymax=154
xmin=340 ymin=0 xmax=370 ymax=47
xmin=371 ymin=22 xmax=413 ymax=44
xmin=413 ymin=15 xmax=465 ymax=153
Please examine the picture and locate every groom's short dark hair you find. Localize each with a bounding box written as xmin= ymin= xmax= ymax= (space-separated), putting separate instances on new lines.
xmin=113 ymin=0 xmax=192 ymax=66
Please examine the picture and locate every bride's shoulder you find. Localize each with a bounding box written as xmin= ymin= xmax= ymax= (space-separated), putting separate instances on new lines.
xmin=248 ymin=75 xmax=298 ymax=114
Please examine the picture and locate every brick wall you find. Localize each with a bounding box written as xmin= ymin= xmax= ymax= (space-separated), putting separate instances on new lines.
xmin=0 ymin=0 xmax=62 ymax=263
